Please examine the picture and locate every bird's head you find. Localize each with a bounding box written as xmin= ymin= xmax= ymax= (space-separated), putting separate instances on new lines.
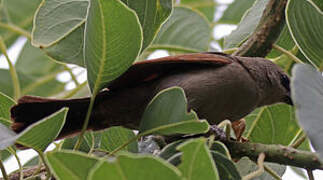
xmin=237 ymin=56 xmax=293 ymax=106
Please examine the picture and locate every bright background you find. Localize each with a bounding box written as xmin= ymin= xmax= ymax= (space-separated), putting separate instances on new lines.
xmin=0 ymin=0 xmax=322 ymax=179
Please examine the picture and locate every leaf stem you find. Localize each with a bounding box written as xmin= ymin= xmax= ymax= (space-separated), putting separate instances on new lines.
xmin=291 ymin=133 xmax=307 ymax=149
xmin=21 ymin=69 xmax=66 ymax=94
xmin=0 ymin=159 xmax=8 ymax=180
xmin=74 ymin=93 xmax=97 ymax=150
xmin=272 ymin=44 xmax=303 ymax=64
xmin=63 ymin=65 xmax=80 ymax=86
xmin=61 ymin=81 xmax=87 ymax=99
xmin=37 ymin=150 xmax=51 ymax=180
xmin=0 ymin=22 xmax=31 ymax=40
xmin=8 ymin=147 xmax=23 ymax=180
xmin=264 ymin=165 xmax=282 ymax=180
xmin=307 ymin=169 xmax=315 ymax=180
xmin=0 ymin=37 xmax=21 ymax=100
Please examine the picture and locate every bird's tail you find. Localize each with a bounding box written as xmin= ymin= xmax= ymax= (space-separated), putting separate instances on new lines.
xmin=10 ymin=95 xmax=92 ymax=139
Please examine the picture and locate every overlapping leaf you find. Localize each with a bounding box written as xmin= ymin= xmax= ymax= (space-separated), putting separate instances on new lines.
xmin=0 ymin=108 xmax=67 ymax=151
xmin=139 ymin=87 xmax=209 ymax=135
xmin=218 ymin=0 xmax=256 ymax=24
xmin=0 ymin=91 xmax=15 ymax=119
xmin=292 ymin=64 xmax=323 ymax=158
xmin=84 ymin=0 xmax=142 ymax=92
xmin=121 ymin=0 xmax=173 ymax=51
xmin=153 ymin=6 xmax=211 ymax=52
xmin=286 ymin=0 xmax=323 ymax=68
xmin=224 ymin=0 xmax=269 ymax=49
xmin=181 ymin=0 xmax=216 ymax=22
xmin=177 ymin=138 xmax=219 ymax=180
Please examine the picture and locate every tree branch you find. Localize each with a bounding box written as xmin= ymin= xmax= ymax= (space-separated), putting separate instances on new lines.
xmin=233 ymin=0 xmax=287 ymax=57
xmin=224 ymin=140 xmax=323 ymax=170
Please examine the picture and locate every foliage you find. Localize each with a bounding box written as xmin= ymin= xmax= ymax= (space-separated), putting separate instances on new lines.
xmin=0 ymin=0 xmax=322 ymax=179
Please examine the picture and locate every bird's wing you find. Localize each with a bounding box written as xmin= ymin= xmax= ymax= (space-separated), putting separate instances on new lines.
xmin=107 ymin=52 xmax=233 ymax=90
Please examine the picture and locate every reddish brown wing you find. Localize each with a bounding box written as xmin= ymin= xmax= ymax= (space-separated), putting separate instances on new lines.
xmin=106 ymin=52 xmax=233 ymax=90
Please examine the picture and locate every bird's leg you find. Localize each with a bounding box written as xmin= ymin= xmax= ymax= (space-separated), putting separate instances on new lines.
xmin=231 ymin=119 xmax=246 ymax=142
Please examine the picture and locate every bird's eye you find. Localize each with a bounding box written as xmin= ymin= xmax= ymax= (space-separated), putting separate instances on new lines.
xmin=280 ymin=74 xmax=290 ymax=91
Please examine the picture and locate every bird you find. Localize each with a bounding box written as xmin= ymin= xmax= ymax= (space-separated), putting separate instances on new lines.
xmin=10 ymin=52 xmax=292 ymax=139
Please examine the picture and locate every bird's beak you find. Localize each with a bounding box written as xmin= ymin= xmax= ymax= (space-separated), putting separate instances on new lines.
xmin=284 ymin=93 xmax=293 ymax=105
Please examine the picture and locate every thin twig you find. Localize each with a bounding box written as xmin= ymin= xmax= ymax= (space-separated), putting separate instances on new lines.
xmin=0 ymin=22 xmax=31 ymax=40
xmin=0 ymin=160 xmax=8 ymax=180
xmin=272 ymin=44 xmax=303 ymax=64
xmin=243 ymin=153 xmax=266 ymax=180
xmin=37 ymin=151 xmax=51 ymax=180
xmin=0 ymin=37 xmax=21 ymax=100
xmin=307 ymin=169 xmax=315 ymax=180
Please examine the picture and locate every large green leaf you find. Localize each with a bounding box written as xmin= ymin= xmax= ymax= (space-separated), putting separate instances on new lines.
xmin=286 ymin=0 xmax=323 ymax=68
xmin=0 ymin=108 xmax=67 ymax=151
xmin=46 ymin=151 xmax=99 ymax=180
xmin=99 ymin=126 xmax=138 ymax=153
xmin=31 ymin=0 xmax=89 ymax=66
xmin=15 ymin=41 xmax=63 ymax=77
xmin=177 ymin=138 xmax=219 ymax=180
xmin=246 ymin=104 xmax=300 ymax=146
xmin=210 ymin=151 xmax=241 ymax=180
xmin=267 ymin=25 xmax=295 ymax=58
xmin=139 ymin=87 xmax=209 ymax=135
xmin=84 ymin=0 xmax=142 ymax=92
xmin=152 ymin=6 xmax=211 ymax=52
xmin=224 ymin=0 xmax=269 ymax=49
xmin=121 ymin=0 xmax=173 ymax=51
xmin=89 ymin=153 xmax=182 ymax=180
xmin=62 ymin=132 xmax=101 ymax=153
xmin=181 ymin=0 xmax=216 ymax=22
xmin=291 ymin=64 xmax=323 ymax=158
xmin=0 ymin=0 xmax=41 ymax=46
xmin=218 ymin=0 xmax=256 ymax=24
xmin=0 ymin=91 xmax=15 ymax=119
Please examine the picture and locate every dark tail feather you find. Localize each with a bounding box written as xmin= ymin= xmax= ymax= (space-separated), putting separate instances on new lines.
xmin=11 ymin=95 xmax=92 ymax=139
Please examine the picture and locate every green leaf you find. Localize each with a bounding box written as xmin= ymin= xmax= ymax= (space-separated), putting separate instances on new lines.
xmin=0 ymin=149 xmax=11 ymax=162
xmin=89 ymin=153 xmax=182 ymax=180
xmin=0 ymin=68 xmax=65 ymax=98
xmin=246 ymin=104 xmax=300 ymax=146
xmin=211 ymin=151 xmax=241 ymax=180
xmin=0 ymin=0 xmax=41 ymax=46
xmin=224 ymin=0 xmax=269 ymax=49
xmin=210 ymin=141 xmax=231 ymax=158
xmin=32 ymin=0 xmax=88 ymax=47
xmin=99 ymin=126 xmax=138 ymax=153
xmin=286 ymin=0 xmax=323 ymax=68
xmin=122 ymin=0 xmax=173 ymax=51
xmin=139 ymin=87 xmax=209 ymax=135
xmin=181 ymin=0 xmax=216 ymax=22
xmin=218 ymin=0 xmax=256 ymax=24
xmin=177 ymin=138 xmax=219 ymax=180
xmin=31 ymin=0 xmax=89 ymax=66
xmin=158 ymin=140 xmax=184 ymax=160
xmin=0 ymin=91 xmax=15 ymax=119
xmin=291 ymin=64 xmax=323 ymax=158
xmin=23 ymin=156 xmax=39 ymax=167
xmin=152 ymin=6 xmax=211 ymax=52
xmin=15 ymin=41 xmax=63 ymax=77
xmin=62 ymin=132 xmax=100 ymax=153
xmin=0 ymin=108 xmax=67 ymax=151
xmin=85 ymin=0 xmax=142 ymax=92
xmin=46 ymin=151 xmax=99 ymax=180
